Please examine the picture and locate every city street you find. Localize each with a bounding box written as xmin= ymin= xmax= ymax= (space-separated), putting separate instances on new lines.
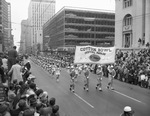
xmin=31 ymin=61 xmax=150 ymax=116
xmin=1 ymin=0 xmax=150 ymax=116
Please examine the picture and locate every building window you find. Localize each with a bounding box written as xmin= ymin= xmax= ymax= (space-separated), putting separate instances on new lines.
xmin=123 ymin=14 xmax=132 ymax=26
xmin=123 ymin=0 xmax=132 ymax=8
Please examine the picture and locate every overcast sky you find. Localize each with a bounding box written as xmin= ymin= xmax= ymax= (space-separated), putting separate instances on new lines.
xmin=6 ymin=0 xmax=115 ymax=48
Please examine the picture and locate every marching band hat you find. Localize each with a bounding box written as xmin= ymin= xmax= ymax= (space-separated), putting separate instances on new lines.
xmin=71 ymin=66 xmax=74 ymax=68
xmin=110 ymin=65 xmax=114 ymax=68
xmin=84 ymin=65 xmax=87 ymax=68
xmin=98 ymin=65 xmax=101 ymax=68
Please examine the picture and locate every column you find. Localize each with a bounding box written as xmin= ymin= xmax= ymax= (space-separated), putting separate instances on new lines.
xmin=122 ymin=34 xmax=125 ymax=47
xmin=131 ymin=33 xmax=133 ymax=47
xmin=130 ymin=33 xmax=132 ymax=47
xmin=145 ymin=0 xmax=150 ymax=43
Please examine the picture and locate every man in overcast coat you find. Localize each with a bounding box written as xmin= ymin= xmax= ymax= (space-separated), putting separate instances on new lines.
xmin=8 ymin=46 xmax=18 ymax=71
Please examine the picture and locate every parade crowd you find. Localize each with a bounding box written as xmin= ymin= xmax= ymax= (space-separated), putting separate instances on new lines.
xmin=33 ymin=48 xmax=150 ymax=90
xmin=1 ymin=46 xmax=150 ymax=116
xmin=115 ymin=49 xmax=150 ymax=88
xmin=0 ymin=46 xmax=60 ymax=116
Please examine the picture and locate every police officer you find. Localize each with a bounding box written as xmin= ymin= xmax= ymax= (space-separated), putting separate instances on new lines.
xmin=120 ymin=106 xmax=135 ymax=116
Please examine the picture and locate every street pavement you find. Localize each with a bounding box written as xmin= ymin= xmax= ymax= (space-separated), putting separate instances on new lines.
xmin=30 ymin=61 xmax=150 ymax=116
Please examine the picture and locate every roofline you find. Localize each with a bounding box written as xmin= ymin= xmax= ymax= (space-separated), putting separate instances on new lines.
xmin=43 ymin=6 xmax=115 ymax=27
xmin=62 ymin=6 xmax=115 ymax=13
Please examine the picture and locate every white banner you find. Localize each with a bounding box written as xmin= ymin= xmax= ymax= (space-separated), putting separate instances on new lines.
xmin=74 ymin=46 xmax=116 ymax=64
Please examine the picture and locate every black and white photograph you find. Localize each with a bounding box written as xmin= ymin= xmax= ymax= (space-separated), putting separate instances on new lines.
xmin=0 ymin=0 xmax=150 ymax=116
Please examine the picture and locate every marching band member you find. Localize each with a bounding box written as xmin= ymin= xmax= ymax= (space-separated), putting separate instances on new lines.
xmin=66 ymin=64 xmax=71 ymax=73
xmin=107 ymin=65 xmax=116 ymax=90
xmin=96 ymin=65 xmax=103 ymax=91
xmin=83 ymin=65 xmax=90 ymax=91
xmin=51 ymin=63 xmax=56 ymax=76
xmin=74 ymin=65 xmax=79 ymax=82
xmin=78 ymin=64 xmax=82 ymax=76
xmin=48 ymin=64 xmax=52 ymax=74
xmin=69 ymin=66 xmax=76 ymax=93
xmin=55 ymin=65 xmax=61 ymax=82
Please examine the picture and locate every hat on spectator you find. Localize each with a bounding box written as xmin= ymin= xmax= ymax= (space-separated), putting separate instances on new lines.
xmin=124 ymin=106 xmax=134 ymax=114
xmin=39 ymin=91 xmax=48 ymax=99
xmin=23 ymin=108 xmax=35 ymax=116
xmin=0 ymin=103 xmax=7 ymax=113
xmin=20 ymin=94 xmax=27 ymax=100
xmin=40 ymin=91 xmax=48 ymax=103
xmin=42 ymin=91 xmax=48 ymax=98
xmin=28 ymin=75 xmax=36 ymax=80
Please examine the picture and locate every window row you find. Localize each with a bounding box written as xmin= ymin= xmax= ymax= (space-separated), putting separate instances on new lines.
xmin=65 ymin=40 xmax=113 ymax=47
xmin=65 ymin=18 xmax=115 ymax=26
xmin=65 ymin=33 xmax=114 ymax=39
xmin=65 ymin=11 xmax=115 ymax=19
xmin=65 ymin=27 xmax=114 ymax=32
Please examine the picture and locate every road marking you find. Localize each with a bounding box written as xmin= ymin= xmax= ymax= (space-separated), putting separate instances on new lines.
xmin=74 ymin=93 xmax=94 ymax=108
xmin=112 ymin=90 xmax=145 ymax=104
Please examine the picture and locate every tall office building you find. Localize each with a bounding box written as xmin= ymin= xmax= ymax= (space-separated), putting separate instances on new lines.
xmin=43 ymin=7 xmax=115 ymax=51
xmin=0 ymin=0 xmax=3 ymax=52
xmin=28 ymin=0 xmax=55 ymax=53
xmin=20 ymin=19 xmax=32 ymax=54
xmin=7 ymin=3 xmax=13 ymax=49
xmin=7 ymin=3 xmax=11 ymax=38
xmin=20 ymin=20 xmax=28 ymax=54
xmin=0 ymin=0 xmax=11 ymax=52
xmin=115 ymin=0 xmax=150 ymax=48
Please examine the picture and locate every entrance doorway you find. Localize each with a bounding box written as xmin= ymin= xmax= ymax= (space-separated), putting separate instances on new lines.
xmin=124 ymin=33 xmax=130 ymax=48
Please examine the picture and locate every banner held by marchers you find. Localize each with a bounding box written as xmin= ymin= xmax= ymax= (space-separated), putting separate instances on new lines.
xmin=74 ymin=46 xmax=116 ymax=64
